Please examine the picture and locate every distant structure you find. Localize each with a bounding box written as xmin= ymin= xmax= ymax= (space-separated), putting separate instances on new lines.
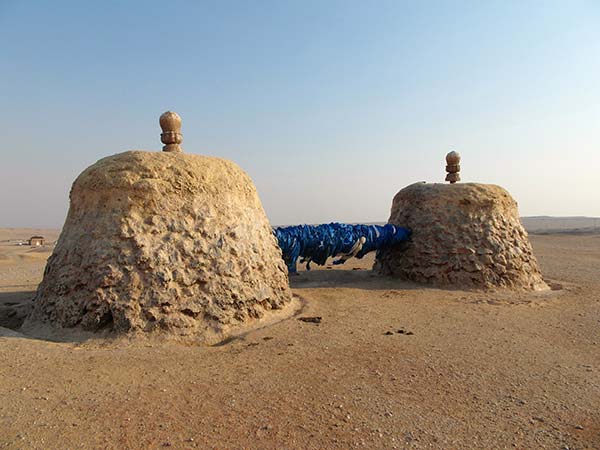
xmin=28 ymin=236 xmax=45 ymax=247
xmin=445 ymin=151 xmax=460 ymax=183
xmin=26 ymin=112 xmax=295 ymax=343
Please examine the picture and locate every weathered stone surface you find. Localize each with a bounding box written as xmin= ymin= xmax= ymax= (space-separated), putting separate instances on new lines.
xmin=374 ymin=182 xmax=548 ymax=291
xmin=25 ymin=151 xmax=295 ymax=342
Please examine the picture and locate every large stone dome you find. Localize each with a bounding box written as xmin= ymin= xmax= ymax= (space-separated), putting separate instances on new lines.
xmin=26 ymin=151 xmax=295 ymax=343
xmin=374 ymin=182 xmax=548 ymax=291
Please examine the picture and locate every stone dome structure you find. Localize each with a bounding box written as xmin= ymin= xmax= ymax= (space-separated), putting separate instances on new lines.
xmin=374 ymin=182 xmax=548 ymax=291
xmin=26 ymin=150 xmax=295 ymax=343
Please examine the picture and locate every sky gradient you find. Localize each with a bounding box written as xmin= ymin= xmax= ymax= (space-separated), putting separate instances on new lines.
xmin=1 ymin=0 xmax=599 ymax=228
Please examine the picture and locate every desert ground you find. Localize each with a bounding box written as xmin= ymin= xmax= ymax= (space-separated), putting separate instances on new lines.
xmin=0 ymin=228 xmax=599 ymax=449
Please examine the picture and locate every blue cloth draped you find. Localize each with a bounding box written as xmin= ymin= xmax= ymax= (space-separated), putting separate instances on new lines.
xmin=273 ymin=223 xmax=411 ymax=273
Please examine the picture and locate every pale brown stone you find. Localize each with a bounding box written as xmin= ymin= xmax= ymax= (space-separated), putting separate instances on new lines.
xmin=26 ymin=151 xmax=295 ymax=342
xmin=374 ymin=182 xmax=548 ymax=291
xmin=445 ymin=151 xmax=461 ymax=183
xmin=160 ymin=111 xmax=183 ymax=153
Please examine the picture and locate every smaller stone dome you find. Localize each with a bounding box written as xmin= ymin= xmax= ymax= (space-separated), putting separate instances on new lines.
xmin=374 ymin=182 xmax=548 ymax=291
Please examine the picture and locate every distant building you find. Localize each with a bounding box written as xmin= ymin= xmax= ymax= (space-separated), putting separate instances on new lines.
xmin=29 ymin=236 xmax=45 ymax=247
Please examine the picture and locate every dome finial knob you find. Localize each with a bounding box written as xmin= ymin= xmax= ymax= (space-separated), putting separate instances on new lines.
xmin=159 ymin=111 xmax=183 ymax=153
xmin=445 ymin=151 xmax=461 ymax=183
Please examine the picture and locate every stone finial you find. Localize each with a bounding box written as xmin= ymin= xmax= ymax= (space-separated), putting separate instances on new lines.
xmin=445 ymin=151 xmax=460 ymax=184
xmin=159 ymin=111 xmax=183 ymax=153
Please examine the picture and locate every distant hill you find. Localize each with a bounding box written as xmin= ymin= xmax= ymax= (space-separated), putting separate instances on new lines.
xmin=277 ymin=218 xmax=600 ymax=235
xmin=521 ymin=216 xmax=600 ymax=235
xmin=2 ymin=219 xmax=600 ymax=239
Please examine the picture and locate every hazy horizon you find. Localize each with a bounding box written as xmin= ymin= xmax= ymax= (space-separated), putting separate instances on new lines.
xmin=1 ymin=1 xmax=599 ymax=228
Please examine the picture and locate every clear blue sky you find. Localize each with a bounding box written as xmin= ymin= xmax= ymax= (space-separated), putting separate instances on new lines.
xmin=1 ymin=0 xmax=598 ymax=228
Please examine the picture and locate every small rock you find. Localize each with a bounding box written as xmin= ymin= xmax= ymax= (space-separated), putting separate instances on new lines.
xmin=298 ymin=316 xmax=322 ymax=324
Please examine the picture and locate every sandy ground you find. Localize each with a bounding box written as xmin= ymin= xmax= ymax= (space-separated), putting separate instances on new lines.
xmin=0 ymin=229 xmax=599 ymax=449
xmin=521 ymin=217 xmax=600 ymax=234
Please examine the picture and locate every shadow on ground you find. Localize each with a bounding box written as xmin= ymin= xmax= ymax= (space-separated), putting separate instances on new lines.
xmin=290 ymin=268 xmax=426 ymax=291
xmin=0 ymin=290 xmax=35 ymax=330
xmin=0 ymin=290 xmax=100 ymax=344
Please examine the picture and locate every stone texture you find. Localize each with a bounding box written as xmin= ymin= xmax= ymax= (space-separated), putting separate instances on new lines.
xmin=374 ymin=182 xmax=548 ymax=291
xmin=26 ymin=151 xmax=294 ymax=342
